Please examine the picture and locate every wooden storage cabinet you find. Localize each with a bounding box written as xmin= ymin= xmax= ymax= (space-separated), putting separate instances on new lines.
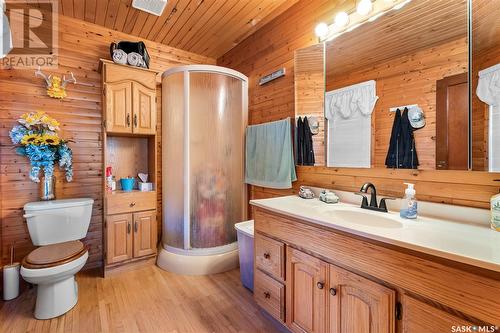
xmin=255 ymin=233 xmax=285 ymax=280
xmin=106 ymin=210 xmax=157 ymax=265
xmin=106 ymin=213 xmax=133 ymax=264
xmin=254 ymin=269 xmax=285 ymax=322
xmin=101 ymin=60 xmax=159 ymax=275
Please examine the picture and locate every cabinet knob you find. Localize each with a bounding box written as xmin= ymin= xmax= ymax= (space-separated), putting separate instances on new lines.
xmin=329 ymin=287 xmax=337 ymax=296
xmin=263 ymin=292 xmax=271 ymax=299
xmin=317 ymin=282 xmax=324 ymax=290
xmin=263 ymin=252 xmax=270 ymax=259
xmin=130 ymin=202 xmax=136 ymax=207
xmin=126 ymin=114 xmax=131 ymax=127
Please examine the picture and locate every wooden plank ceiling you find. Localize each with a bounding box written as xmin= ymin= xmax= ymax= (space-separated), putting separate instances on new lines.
xmin=472 ymin=0 xmax=500 ymax=53
xmin=326 ymin=0 xmax=468 ymax=78
xmin=58 ymin=0 xmax=299 ymax=58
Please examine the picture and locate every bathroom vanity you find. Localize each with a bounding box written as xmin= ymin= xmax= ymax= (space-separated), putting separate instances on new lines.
xmin=251 ymin=196 xmax=500 ymax=332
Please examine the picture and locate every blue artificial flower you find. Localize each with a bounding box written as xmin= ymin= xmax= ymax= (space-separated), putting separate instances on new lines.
xmin=9 ymin=125 xmax=27 ymax=144
xmin=57 ymin=143 xmax=73 ymax=182
xmin=25 ymin=144 xmax=57 ymax=182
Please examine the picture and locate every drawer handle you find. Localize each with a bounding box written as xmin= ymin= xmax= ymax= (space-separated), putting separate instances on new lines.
xmin=126 ymin=114 xmax=131 ymax=127
xmin=134 ymin=221 xmax=138 ymax=233
xmin=317 ymin=282 xmax=324 ymax=290
xmin=134 ymin=114 xmax=138 ymax=127
xmin=329 ymin=287 xmax=337 ymax=296
xmin=263 ymin=292 xmax=271 ymax=299
xmin=263 ymin=252 xmax=270 ymax=259
xmin=129 ymin=202 xmax=136 ymax=207
xmin=127 ymin=223 xmax=131 ymax=234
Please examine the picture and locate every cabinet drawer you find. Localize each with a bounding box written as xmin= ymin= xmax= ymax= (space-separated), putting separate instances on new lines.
xmin=107 ymin=191 xmax=156 ymax=215
xmin=255 ymin=233 xmax=285 ymax=280
xmin=255 ymin=269 xmax=285 ymax=322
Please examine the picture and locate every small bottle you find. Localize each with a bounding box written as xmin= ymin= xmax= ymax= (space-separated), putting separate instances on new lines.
xmin=491 ymin=191 xmax=500 ymax=231
xmin=106 ymin=166 xmax=113 ymax=192
xmin=400 ymin=183 xmax=417 ymax=219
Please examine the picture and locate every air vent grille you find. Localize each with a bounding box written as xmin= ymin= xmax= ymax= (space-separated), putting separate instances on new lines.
xmin=132 ymin=0 xmax=168 ymax=16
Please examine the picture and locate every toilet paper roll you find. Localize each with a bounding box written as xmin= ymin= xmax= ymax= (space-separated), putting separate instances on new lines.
xmin=3 ymin=262 xmax=20 ymax=300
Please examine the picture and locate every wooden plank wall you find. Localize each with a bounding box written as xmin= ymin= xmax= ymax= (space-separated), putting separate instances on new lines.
xmin=294 ymin=44 xmax=325 ymax=166
xmin=0 ymin=15 xmax=215 ymax=270
xmin=326 ymin=37 xmax=468 ymax=170
xmin=218 ymin=0 xmax=500 ymax=209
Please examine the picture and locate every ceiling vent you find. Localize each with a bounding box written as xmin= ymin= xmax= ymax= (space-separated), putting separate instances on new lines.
xmin=132 ymin=0 xmax=168 ymax=16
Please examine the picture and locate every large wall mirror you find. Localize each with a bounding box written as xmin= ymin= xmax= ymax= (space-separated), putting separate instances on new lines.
xmin=295 ymin=0 xmax=499 ymax=172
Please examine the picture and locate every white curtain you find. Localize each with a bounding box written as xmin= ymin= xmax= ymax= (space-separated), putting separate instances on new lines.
xmin=325 ymin=80 xmax=378 ymax=168
xmin=477 ymin=63 xmax=500 ymax=172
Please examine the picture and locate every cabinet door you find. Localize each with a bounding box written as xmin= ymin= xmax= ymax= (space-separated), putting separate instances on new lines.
xmin=286 ymin=247 xmax=328 ymax=333
xmin=133 ymin=210 xmax=157 ymax=258
xmin=329 ymin=265 xmax=395 ymax=333
xmin=132 ymin=83 xmax=156 ymax=135
xmin=106 ymin=213 xmax=133 ymax=264
xmin=105 ymin=82 xmax=132 ymax=133
xmin=402 ymin=295 xmax=476 ymax=333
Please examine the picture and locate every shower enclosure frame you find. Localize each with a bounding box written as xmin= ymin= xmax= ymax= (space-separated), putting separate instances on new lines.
xmin=158 ymin=65 xmax=248 ymax=275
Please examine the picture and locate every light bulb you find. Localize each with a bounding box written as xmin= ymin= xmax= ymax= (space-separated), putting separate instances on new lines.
xmin=314 ymin=22 xmax=329 ymax=38
xmin=334 ymin=12 xmax=349 ymax=27
xmin=357 ymin=0 xmax=373 ymax=16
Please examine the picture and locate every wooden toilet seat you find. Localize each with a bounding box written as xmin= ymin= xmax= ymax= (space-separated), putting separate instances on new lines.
xmin=22 ymin=240 xmax=88 ymax=269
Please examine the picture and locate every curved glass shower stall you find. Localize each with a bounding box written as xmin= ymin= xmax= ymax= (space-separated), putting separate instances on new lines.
xmin=158 ymin=65 xmax=248 ymax=275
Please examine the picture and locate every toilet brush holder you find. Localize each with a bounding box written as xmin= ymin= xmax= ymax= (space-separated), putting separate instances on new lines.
xmin=3 ymin=245 xmax=20 ymax=301
xmin=3 ymin=263 xmax=20 ymax=300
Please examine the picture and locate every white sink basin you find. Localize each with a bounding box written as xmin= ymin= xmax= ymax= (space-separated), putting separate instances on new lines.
xmin=330 ymin=208 xmax=403 ymax=229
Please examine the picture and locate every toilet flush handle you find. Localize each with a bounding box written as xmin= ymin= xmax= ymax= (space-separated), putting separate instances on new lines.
xmin=23 ymin=214 xmax=35 ymax=219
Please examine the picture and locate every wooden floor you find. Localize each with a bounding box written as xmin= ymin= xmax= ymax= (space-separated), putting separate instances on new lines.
xmin=0 ymin=267 xmax=280 ymax=333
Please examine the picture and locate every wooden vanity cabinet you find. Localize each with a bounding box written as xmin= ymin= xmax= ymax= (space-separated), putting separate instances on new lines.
xmin=253 ymin=208 xmax=499 ymax=332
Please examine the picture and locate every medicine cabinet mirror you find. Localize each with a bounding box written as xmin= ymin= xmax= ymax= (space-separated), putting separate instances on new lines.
xmin=294 ymin=0 xmax=499 ymax=172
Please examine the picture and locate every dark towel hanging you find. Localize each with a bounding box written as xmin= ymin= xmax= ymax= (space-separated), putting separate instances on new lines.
xmin=296 ymin=117 xmax=304 ymax=165
xmin=385 ymin=108 xmax=419 ymax=169
xmin=303 ymin=117 xmax=315 ymax=166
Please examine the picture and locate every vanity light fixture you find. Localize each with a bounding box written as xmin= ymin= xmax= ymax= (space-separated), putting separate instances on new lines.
xmin=357 ymin=0 xmax=373 ymax=16
xmin=316 ymin=0 xmax=412 ymax=42
xmin=314 ymin=22 xmax=329 ymax=38
xmin=334 ymin=12 xmax=350 ymax=28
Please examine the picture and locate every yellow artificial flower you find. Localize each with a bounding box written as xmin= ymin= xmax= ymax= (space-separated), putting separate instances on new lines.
xmin=21 ymin=134 xmax=42 ymax=145
xmin=40 ymin=114 xmax=60 ymax=130
xmin=39 ymin=134 xmax=60 ymax=145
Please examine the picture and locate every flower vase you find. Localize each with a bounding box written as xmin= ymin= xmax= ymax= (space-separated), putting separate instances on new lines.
xmin=40 ymin=176 xmax=55 ymax=200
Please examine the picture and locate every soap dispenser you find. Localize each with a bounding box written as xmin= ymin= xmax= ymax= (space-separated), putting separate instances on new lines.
xmin=400 ymin=183 xmax=417 ymax=219
xmin=491 ymin=189 xmax=500 ymax=231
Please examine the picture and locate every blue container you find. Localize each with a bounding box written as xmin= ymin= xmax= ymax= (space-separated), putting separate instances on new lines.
xmin=120 ymin=178 xmax=135 ymax=191
xmin=235 ymin=220 xmax=254 ymax=291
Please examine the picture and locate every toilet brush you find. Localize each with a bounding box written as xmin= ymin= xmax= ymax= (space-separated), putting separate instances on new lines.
xmin=3 ymin=244 xmax=20 ymax=300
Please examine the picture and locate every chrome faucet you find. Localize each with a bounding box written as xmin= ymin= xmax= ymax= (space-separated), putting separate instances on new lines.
xmin=356 ymin=182 xmax=394 ymax=213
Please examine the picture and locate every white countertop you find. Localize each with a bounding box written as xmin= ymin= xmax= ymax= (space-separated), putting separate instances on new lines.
xmin=250 ymin=195 xmax=500 ymax=273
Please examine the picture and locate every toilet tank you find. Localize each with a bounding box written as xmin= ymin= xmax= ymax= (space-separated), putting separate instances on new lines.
xmin=24 ymin=198 xmax=94 ymax=246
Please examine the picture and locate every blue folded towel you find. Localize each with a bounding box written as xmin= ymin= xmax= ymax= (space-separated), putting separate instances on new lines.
xmin=245 ymin=118 xmax=297 ymax=189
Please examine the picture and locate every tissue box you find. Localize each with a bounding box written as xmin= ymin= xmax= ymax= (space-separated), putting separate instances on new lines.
xmin=138 ymin=182 xmax=153 ymax=192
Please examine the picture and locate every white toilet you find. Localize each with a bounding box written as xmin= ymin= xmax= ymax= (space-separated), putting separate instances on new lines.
xmin=20 ymin=198 xmax=94 ymax=320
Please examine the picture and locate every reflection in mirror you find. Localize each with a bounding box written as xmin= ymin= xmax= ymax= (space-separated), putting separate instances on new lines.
xmin=325 ymin=0 xmax=468 ymax=170
xmin=294 ymin=0 xmax=472 ymax=170
xmin=294 ymin=44 xmax=325 ymax=166
xmin=472 ymin=0 xmax=500 ymax=171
